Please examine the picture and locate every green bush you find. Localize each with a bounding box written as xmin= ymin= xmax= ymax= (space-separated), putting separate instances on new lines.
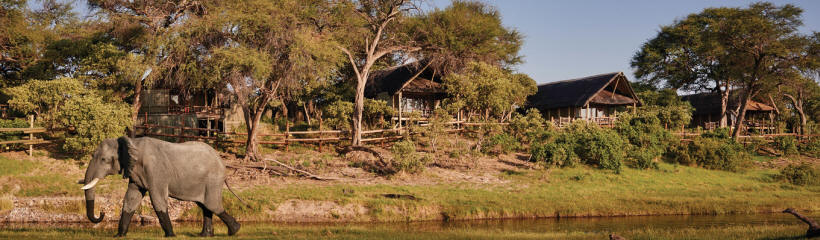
xmin=667 ymin=137 xmax=749 ymax=172
xmin=322 ymin=100 xmax=353 ymax=130
xmin=391 ymin=140 xmax=430 ymax=174
xmin=615 ymin=111 xmax=675 ymax=169
xmin=0 ymin=118 xmax=30 ymax=151
xmin=481 ymin=132 xmax=520 ymax=156
xmin=701 ymin=128 xmax=732 ymax=139
xmin=772 ymin=136 xmax=798 ymax=156
xmin=530 ymin=141 xmax=578 ymax=168
xmin=506 ymin=109 xmax=550 ymax=145
xmin=799 ymin=138 xmax=820 ymax=157
xmin=57 ymin=94 xmax=132 ymax=155
xmin=779 ymin=163 xmax=819 ymax=186
xmin=529 ymin=121 xmax=624 ymax=171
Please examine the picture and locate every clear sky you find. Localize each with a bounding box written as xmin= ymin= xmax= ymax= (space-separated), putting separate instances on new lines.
xmin=426 ymin=0 xmax=820 ymax=84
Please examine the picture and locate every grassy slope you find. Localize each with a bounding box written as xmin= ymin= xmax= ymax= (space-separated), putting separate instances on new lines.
xmin=221 ymin=162 xmax=820 ymax=222
xmin=1 ymin=154 xmax=818 ymax=222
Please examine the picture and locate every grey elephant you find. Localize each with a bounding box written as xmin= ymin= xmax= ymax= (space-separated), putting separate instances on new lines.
xmin=80 ymin=136 xmax=242 ymax=237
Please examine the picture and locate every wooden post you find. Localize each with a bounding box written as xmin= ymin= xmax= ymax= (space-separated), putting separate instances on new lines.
xmin=178 ymin=115 xmax=184 ymax=142
xmin=318 ymin=118 xmax=323 ymax=152
xmin=285 ymin=121 xmax=290 ymax=152
xmin=396 ymin=92 xmax=401 ymax=128
xmin=28 ymin=115 xmax=33 ymax=156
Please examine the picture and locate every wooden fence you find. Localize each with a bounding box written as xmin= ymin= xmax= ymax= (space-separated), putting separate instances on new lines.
xmin=0 ymin=116 xmax=50 ymax=156
xmin=133 ymin=120 xmax=506 ymax=151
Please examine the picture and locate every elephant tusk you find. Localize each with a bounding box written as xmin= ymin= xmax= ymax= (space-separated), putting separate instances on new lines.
xmin=81 ymin=178 xmax=100 ymax=190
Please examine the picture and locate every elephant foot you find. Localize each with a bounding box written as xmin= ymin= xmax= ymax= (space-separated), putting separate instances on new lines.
xmin=113 ymin=233 xmax=126 ymax=237
xmin=164 ymin=233 xmax=176 ymax=238
xmin=199 ymin=231 xmax=214 ymax=237
xmin=217 ymin=212 xmax=241 ymax=236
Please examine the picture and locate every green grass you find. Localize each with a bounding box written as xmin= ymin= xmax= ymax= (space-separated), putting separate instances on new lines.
xmin=0 ymin=222 xmax=813 ymax=239
xmin=213 ymin=162 xmax=820 ymax=222
xmin=0 ymin=156 xmax=82 ymax=197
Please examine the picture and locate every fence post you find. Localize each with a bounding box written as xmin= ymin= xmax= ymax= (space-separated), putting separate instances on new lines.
xmin=318 ymin=118 xmax=323 ymax=152
xmin=285 ymin=121 xmax=290 ymax=152
xmin=28 ymin=115 xmax=34 ymax=156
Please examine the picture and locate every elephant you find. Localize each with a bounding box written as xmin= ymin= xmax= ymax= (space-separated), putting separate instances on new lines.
xmin=80 ymin=136 xmax=242 ymax=237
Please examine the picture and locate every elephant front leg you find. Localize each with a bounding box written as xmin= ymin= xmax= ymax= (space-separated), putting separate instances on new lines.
xmin=148 ymin=188 xmax=175 ymax=237
xmin=115 ymin=182 xmax=145 ymax=237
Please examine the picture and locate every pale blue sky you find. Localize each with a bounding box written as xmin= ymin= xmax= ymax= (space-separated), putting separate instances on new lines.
xmin=426 ymin=0 xmax=820 ymax=84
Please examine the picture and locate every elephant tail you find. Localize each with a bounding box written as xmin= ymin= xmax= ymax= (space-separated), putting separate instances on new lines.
xmin=224 ymin=180 xmax=249 ymax=208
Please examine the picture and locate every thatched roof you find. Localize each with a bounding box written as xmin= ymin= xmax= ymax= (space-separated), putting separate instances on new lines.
xmin=365 ymin=61 xmax=443 ymax=98
xmin=527 ymin=72 xmax=640 ymax=109
xmin=681 ymin=91 xmax=775 ymax=116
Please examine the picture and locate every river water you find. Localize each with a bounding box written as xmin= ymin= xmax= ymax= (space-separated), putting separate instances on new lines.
xmin=1 ymin=213 xmax=817 ymax=239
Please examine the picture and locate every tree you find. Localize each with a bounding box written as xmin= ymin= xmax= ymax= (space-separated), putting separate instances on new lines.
xmin=632 ymin=8 xmax=733 ymax=128
xmin=442 ymin=61 xmax=535 ymax=121
xmin=193 ymin=0 xmax=341 ymax=161
xmin=633 ymin=2 xmax=816 ymax=138
xmin=336 ymin=0 xmax=421 ymax=146
xmin=407 ymin=0 xmax=523 ymax=74
xmin=88 ymin=0 xmax=206 ymax=137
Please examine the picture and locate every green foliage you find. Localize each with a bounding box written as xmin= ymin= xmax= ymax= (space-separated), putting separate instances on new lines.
xmin=363 ymin=99 xmax=394 ymax=129
xmin=772 ymin=136 xmax=798 ymax=156
xmin=423 ymin=108 xmax=452 ymax=152
xmin=390 ymin=140 xmax=430 ymax=174
xmin=5 ymin=77 xmax=130 ymax=156
xmin=481 ymin=133 xmax=520 ymax=156
xmin=615 ymin=111 xmax=676 ymax=169
xmin=799 ymin=138 xmax=820 ymax=157
xmin=530 ymin=121 xmax=625 ymax=171
xmin=56 ymin=93 xmax=131 ymax=156
xmin=0 ymin=118 xmax=29 ymax=151
xmin=779 ymin=163 xmax=818 ymax=186
xmin=322 ymin=100 xmax=353 ymax=130
xmin=666 ymin=138 xmax=749 ymax=172
xmin=506 ymin=109 xmax=550 ymax=145
xmin=443 ymin=61 xmax=536 ymax=120
xmin=701 ymin=128 xmax=733 ymax=139
xmin=634 ymin=88 xmax=693 ymax=129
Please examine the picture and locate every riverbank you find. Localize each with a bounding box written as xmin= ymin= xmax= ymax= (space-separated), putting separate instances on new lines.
xmin=0 ymin=148 xmax=818 ymax=223
xmin=1 ymin=213 xmax=818 ymax=239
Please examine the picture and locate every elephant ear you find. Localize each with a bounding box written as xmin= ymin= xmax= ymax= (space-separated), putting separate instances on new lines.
xmin=117 ymin=137 xmax=138 ymax=179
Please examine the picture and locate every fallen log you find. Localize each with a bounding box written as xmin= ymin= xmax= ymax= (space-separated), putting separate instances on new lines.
xmin=783 ymin=208 xmax=820 ymax=238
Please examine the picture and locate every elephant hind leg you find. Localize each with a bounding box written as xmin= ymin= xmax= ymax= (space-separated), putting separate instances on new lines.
xmin=216 ymin=211 xmax=241 ymax=236
xmin=196 ymin=202 xmax=214 ymax=237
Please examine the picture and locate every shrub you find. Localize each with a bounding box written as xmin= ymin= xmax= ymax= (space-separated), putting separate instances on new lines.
xmin=481 ymin=132 xmax=521 ymax=156
xmin=391 ymin=140 xmax=430 ymax=174
xmin=615 ymin=111 xmax=675 ymax=169
xmin=667 ymin=137 xmax=748 ymax=172
xmin=799 ymin=138 xmax=820 ymax=157
xmin=530 ymin=121 xmax=624 ymax=171
xmin=507 ymin=108 xmax=550 ymax=145
xmin=57 ymin=94 xmax=132 ymax=155
xmin=322 ymin=100 xmax=353 ymax=130
xmin=779 ymin=163 xmax=819 ymax=186
xmin=0 ymin=118 xmax=29 ymax=151
xmin=701 ymin=128 xmax=732 ymax=139
xmin=424 ymin=108 xmax=452 ymax=152
xmin=772 ymin=136 xmax=798 ymax=156
xmin=530 ymin=141 xmax=578 ymax=168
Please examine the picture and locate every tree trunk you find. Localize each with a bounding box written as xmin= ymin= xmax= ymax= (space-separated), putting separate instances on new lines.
xmin=731 ymin=90 xmax=753 ymax=139
xmin=719 ymin=81 xmax=730 ymax=128
xmin=351 ymin=77 xmax=366 ymax=146
xmin=130 ymin=81 xmax=144 ymax=138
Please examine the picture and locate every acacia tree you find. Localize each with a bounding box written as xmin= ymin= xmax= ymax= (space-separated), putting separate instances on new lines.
xmin=632 ymin=10 xmax=734 ymax=128
xmin=88 ymin=0 xmax=206 ymax=136
xmin=716 ymin=3 xmax=813 ymax=138
xmin=193 ymin=0 xmax=341 ymax=161
xmin=442 ymin=61 xmax=535 ymax=122
xmin=337 ymin=0 xmax=421 ymax=146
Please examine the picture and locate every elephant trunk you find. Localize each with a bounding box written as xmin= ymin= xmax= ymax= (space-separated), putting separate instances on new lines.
xmin=84 ymin=187 xmax=105 ymax=223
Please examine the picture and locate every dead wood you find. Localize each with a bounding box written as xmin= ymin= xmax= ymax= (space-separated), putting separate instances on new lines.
xmin=264 ymin=158 xmax=342 ymax=181
xmin=339 ymin=145 xmax=397 ymax=175
xmin=783 ymin=208 xmax=820 ymax=238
